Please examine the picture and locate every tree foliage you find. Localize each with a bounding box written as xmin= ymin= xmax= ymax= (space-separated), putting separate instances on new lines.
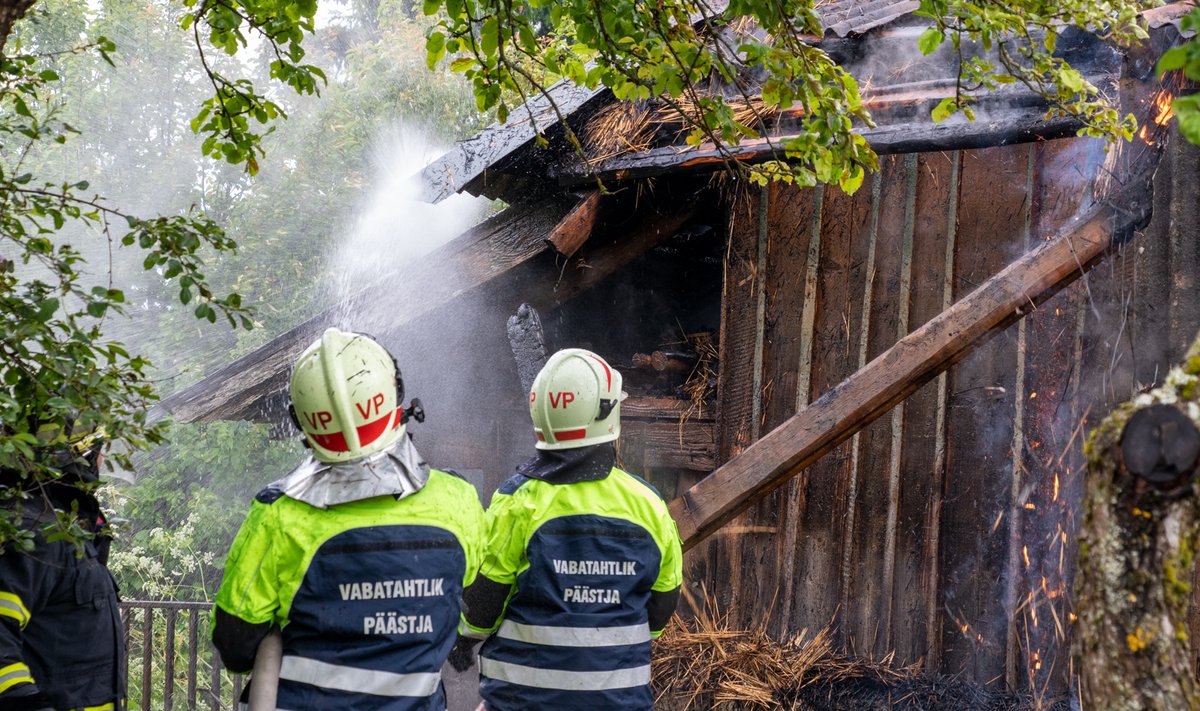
xmin=424 ymin=0 xmax=877 ymax=191
xmin=0 ymin=0 xmax=323 ymax=549
xmin=423 ymin=0 xmax=1197 ymax=194
xmin=915 ymin=0 xmax=1154 ymax=138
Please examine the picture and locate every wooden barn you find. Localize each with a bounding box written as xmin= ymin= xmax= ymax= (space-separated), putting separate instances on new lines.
xmin=159 ymin=1 xmax=1199 ymax=700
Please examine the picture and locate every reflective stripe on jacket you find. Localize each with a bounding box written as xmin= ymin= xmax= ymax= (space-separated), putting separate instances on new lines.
xmin=213 ymin=468 xmax=484 ymax=710
xmin=471 ymin=466 xmax=683 ymax=710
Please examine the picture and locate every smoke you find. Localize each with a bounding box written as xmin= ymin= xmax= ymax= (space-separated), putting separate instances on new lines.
xmin=329 ymin=124 xmax=488 ymax=301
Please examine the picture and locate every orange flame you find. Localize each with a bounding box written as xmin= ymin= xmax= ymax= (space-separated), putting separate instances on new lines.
xmin=1153 ymin=91 xmax=1176 ymax=127
xmin=1139 ymin=88 xmax=1178 ymax=141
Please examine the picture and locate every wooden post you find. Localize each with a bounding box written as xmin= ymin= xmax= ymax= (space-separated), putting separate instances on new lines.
xmin=670 ymin=195 xmax=1150 ymax=550
xmin=1074 ymin=332 xmax=1200 ymax=710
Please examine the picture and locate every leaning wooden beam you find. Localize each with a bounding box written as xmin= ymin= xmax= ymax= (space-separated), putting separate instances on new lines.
xmin=671 ymin=190 xmax=1151 ymax=550
xmin=155 ymin=196 xmax=580 ymax=424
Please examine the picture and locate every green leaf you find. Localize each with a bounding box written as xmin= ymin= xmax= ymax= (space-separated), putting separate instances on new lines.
xmin=918 ymin=27 xmax=944 ymax=55
xmin=480 ymin=17 xmax=500 ymax=57
xmin=839 ymin=164 xmax=865 ymax=194
xmin=931 ymin=96 xmax=956 ymax=123
xmin=1175 ymin=94 xmax=1200 ymax=145
xmin=1157 ymin=47 xmax=1188 ymax=76
xmin=427 ymin=31 xmax=446 ymax=70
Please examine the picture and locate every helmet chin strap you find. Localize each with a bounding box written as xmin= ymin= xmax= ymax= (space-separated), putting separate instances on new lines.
xmin=401 ymin=398 xmax=426 ymax=425
xmin=597 ymin=398 xmax=617 ymax=421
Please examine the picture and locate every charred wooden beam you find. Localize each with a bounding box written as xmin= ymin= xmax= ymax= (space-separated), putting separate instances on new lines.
xmin=553 ymin=112 xmax=1083 ymax=187
xmin=417 ymin=82 xmax=609 ymax=204
xmin=622 ymin=397 xmax=712 ymax=422
xmin=546 ymin=190 xmax=603 ymax=257
xmin=623 ymin=420 xmax=717 ymax=472
xmin=507 ymin=303 xmax=548 ymax=395
xmin=670 ymin=177 xmax=1155 ymax=550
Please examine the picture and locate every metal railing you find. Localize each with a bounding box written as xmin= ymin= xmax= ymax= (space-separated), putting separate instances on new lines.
xmin=119 ymin=600 xmax=245 ymax=711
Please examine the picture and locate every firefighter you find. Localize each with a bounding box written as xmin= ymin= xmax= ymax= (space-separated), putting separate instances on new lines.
xmin=457 ymin=348 xmax=683 ymax=710
xmin=212 ymin=328 xmax=484 ymax=709
xmin=0 ymin=421 xmax=126 ymax=711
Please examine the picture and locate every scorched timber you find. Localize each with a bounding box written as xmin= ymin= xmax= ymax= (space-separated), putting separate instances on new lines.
xmin=671 ymin=185 xmax=1154 ymax=550
xmin=553 ymin=113 xmax=1083 ymax=187
xmin=546 ymin=189 xmax=603 ymax=257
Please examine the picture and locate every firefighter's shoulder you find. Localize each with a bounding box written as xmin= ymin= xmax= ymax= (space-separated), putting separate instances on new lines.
xmin=613 ymin=466 xmax=668 ymax=503
xmin=496 ymin=472 xmax=534 ymax=497
xmin=433 ymin=467 xmax=468 ymax=482
xmin=254 ymin=482 xmax=286 ymax=505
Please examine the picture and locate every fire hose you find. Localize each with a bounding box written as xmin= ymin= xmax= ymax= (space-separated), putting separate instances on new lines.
xmin=247 ymin=629 xmax=282 ymax=711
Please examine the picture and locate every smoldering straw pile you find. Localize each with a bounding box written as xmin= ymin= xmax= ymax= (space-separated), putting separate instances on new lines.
xmin=651 ymin=600 xmax=1072 ymax=711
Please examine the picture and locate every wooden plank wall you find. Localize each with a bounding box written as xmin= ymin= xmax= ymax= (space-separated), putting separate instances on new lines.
xmin=702 ymin=130 xmax=1200 ymax=693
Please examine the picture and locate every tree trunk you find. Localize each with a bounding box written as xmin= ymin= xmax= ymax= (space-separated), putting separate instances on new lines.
xmin=1075 ymin=330 xmax=1200 ymax=709
xmin=0 ymin=0 xmax=36 ymax=52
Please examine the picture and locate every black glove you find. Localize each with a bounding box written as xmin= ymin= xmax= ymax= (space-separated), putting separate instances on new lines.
xmin=447 ymin=636 xmax=481 ymax=673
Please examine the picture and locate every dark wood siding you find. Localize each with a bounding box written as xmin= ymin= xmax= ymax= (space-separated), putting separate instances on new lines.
xmin=700 ymin=130 xmax=1200 ymax=692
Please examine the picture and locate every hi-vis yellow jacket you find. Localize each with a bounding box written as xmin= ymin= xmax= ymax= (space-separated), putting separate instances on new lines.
xmin=213 ymin=468 xmax=483 ymax=710
xmin=463 ymin=447 xmax=682 ymax=711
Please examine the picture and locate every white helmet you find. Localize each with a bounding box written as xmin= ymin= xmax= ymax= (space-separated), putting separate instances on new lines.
xmin=289 ymin=328 xmax=406 ymax=463
xmin=530 ymin=349 xmax=623 ymax=450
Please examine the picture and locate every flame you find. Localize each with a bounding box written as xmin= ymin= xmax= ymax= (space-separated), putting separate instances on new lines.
xmin=1138 ymin=88 xmax=1178 ymax=141
xmin=1052 ymin=473 xmax=1060 ymax=502
xmin=1023 ymin=545 xmax=1031 ymax=568
xmin=1153 ymin=90 xmax=1175 ymax=126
